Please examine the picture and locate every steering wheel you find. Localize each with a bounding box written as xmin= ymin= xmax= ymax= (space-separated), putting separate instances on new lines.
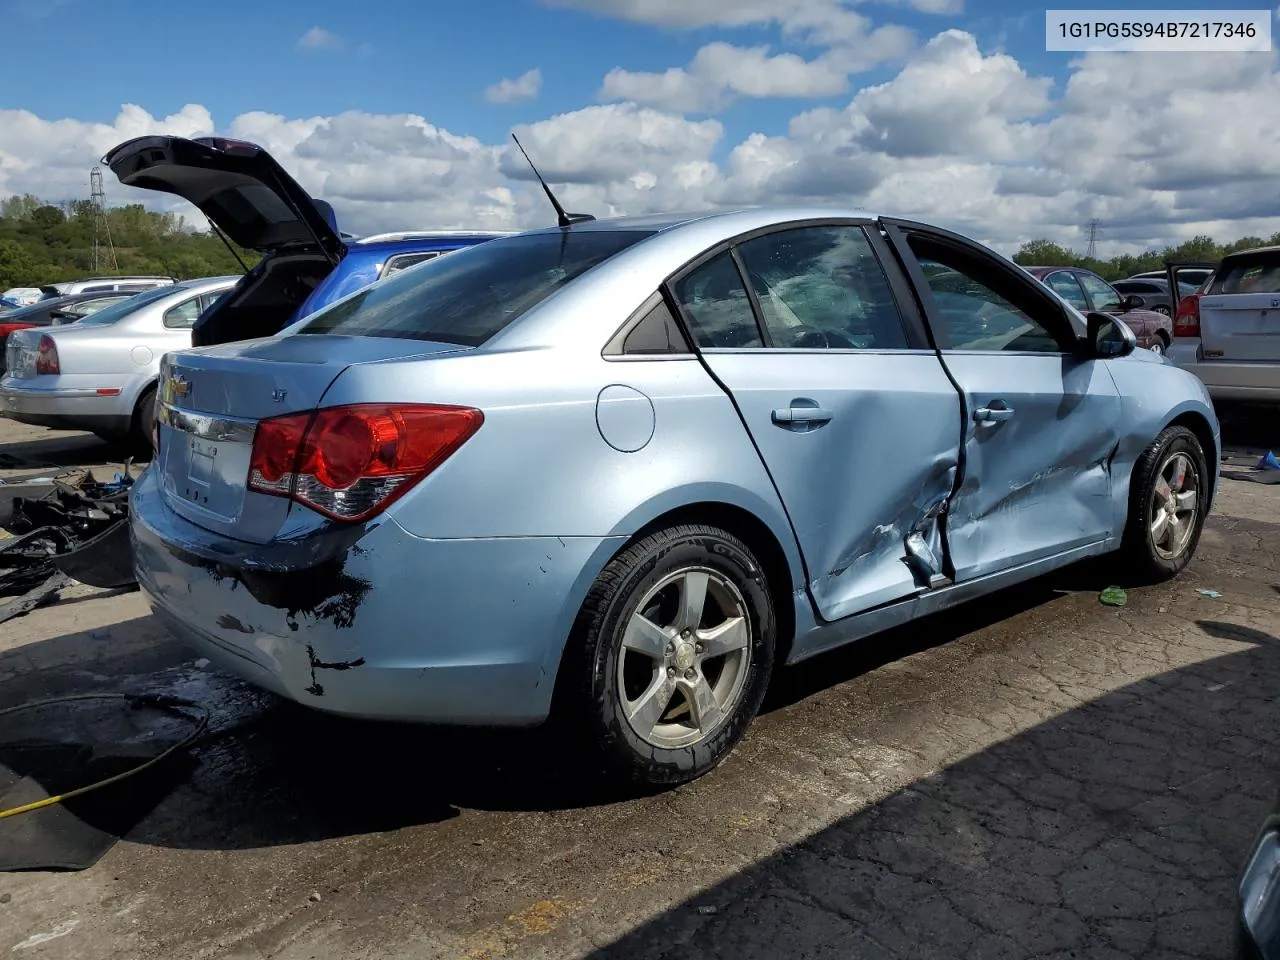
xmin=789 ymin=325 xmax=855 ymax=349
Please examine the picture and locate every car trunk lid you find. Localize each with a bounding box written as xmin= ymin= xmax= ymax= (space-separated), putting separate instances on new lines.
xmin=155 ymin=336 xmax=472 ymax=543
xmin=103 ymin=135 xmax=344 ymax=264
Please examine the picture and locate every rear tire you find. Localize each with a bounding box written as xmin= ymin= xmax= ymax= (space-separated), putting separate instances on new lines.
xmin=128 ymin=385 xmax=157 ymax=458
xmin=561 ymin=524 xmax=776 ymax=788
xmin=1149 ymin=332 xmax=1169 ymax=356
xmin=1119 ymin=425 xmax=1209 ymax=583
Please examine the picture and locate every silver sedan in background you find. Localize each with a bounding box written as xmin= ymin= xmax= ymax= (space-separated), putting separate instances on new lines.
xmin=0 ymin=277 xmax=237 ymax=448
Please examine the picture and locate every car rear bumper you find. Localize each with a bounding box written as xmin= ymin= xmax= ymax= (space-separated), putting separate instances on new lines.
xmin=130 ymin=465 xmax=620 ymax=725
xmin=1168 ymin=343 xmax=1280 ymax=403
xmin=0 ymin=376 xmax=133 ymax=433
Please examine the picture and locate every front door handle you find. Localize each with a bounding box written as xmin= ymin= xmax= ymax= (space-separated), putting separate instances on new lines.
xmin=974 ymin=403 xmax=1015 ymax=423
xmin=772 ymin=405 xmax=834 ymax=426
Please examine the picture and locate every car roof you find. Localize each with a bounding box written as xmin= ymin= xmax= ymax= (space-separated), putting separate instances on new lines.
xmin=515 ymin=206 xmax=879 ymax=238
xmin=173 ymin=276 xmax=241 ymax=292
xmin=1221 ymin=244 xmax=1280 ymax=261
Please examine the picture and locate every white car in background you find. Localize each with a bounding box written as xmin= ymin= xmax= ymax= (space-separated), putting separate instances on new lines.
xmin=38 ymin=276 xmax=176 ymax=299
xmin=2 ymin=287 xmax=43 ymax=306
xmin=1169 ymin=246 xmax=1280 ymax=406
xmin=0 ymin=277 xmax=237 ymax=448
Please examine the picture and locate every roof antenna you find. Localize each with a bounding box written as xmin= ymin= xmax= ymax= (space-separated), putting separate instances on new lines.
xmin=511 ymin=134 xmax=595 ymax=229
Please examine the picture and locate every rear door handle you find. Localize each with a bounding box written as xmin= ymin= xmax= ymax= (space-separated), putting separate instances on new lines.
xmin=772 ymin=405 xmax=834 ymax=425
xmin=974 ymin=404 xmax=1015 ymax=423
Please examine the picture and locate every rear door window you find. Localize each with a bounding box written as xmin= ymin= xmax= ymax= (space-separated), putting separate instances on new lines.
xmin=671 ymin=252 xmax=764 ymax=348
xmin=164 ymin=296 xmax=205 ymax=329
xmin=734 ymin=225 xmax=909 ymax=349
xmin=301 ymin=230 xmax=653 ymax=346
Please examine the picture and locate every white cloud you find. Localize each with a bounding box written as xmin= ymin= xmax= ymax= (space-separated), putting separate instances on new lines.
xmin=546 ymin=0 xmax=951 ymax=37
xmin=1 ymin=33 xmax=1277 ymax=257
xmin=600 ymin=43 xmax=854 ymax=113
xmin=297 ymin=26 xmax=343 ymax=51
xmin=485 ymin=69 xmax=544 ymax=104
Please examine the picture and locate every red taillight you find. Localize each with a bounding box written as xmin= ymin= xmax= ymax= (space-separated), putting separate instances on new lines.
xmin=35 ymin=335 xmax=59 ymax=375
xmin=247 ymin=403 xmax=484 ymax=522
xmin=1173 ymin=293 xmax=1202 ymax=338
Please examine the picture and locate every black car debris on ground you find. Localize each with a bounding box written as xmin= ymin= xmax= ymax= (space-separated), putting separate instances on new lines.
xmin=0 ymin=467 xmax=138 ymax=625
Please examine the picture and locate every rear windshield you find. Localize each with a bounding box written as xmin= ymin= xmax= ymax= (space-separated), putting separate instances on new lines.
xmin=1210 ymin=252 xmax=1280 ymax=294
xmin=299 ymin=229 xmax=654 ymax=346
xmin=73 ymin=286 xmax=175 ymax=325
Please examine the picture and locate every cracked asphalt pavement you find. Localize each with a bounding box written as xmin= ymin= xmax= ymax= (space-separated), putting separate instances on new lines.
xmin=1 ymin=413 xmax=1279 ymax=959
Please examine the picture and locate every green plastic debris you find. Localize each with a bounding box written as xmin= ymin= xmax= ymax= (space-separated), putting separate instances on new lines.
xmin=1099 ymin=586 xmax=1128 ymax=607
xmin=1197 ymin=588 xmax=1222 ymax=599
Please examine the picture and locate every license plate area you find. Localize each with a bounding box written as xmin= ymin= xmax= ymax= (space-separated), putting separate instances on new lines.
xmin=160 ymin=405 xmax=256 ymax=521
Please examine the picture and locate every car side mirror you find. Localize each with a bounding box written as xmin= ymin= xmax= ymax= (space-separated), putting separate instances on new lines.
xmin=1121 ymin=294 xmax=1144 ymax=310
xmin=1083 ymin=311 xmax=1136 ymax=358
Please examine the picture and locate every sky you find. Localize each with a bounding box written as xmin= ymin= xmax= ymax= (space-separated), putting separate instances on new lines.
xmin=1 ymin=0 xmax=1279 ymax=257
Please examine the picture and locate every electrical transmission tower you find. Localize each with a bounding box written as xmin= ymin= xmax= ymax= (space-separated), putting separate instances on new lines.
xmin=90 ymin=166 xmax=118 ymax=274
xmin=1085 ymin=218 xmax=1100 ymax=260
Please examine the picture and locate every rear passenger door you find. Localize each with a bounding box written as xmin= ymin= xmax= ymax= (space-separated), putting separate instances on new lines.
xmin=668 ymin=221 xmax=963 ymax=623
xmin=884 ymin=221 xmax=1121 ymax=582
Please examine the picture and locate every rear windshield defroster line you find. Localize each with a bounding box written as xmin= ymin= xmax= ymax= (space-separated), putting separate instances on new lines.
xmin=298 ymin=230 xmax=654 ymax=346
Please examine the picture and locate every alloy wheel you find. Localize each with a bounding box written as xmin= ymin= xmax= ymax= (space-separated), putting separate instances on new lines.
xmin=1149 ymin=451 xmax=1199 ymax=560
xmin=616 ymin=567 xmax=752 ymax=749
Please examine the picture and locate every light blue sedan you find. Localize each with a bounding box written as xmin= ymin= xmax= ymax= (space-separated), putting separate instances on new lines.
xmin=132 ymin=208 xmax=1220 ymax=786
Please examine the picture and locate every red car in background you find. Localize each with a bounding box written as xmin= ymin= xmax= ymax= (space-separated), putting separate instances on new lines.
xmin=1024 ymin=265 xmax=1175 ymax=355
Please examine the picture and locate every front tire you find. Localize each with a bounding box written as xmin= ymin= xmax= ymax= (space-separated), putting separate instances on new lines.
xmin=563 ymin=524 xmax=776 ymax=787
xmin=1149 ymin=333 xmax=1169 ymax=356
xmin=1120 ymin=425 xmax=1209 ymax=582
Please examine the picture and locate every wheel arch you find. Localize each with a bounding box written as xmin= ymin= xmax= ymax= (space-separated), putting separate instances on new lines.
xmin=1164 ymin=409 xmax=1219 ymax=510
xmin=545 ymin=492 xmax=807 ymax=714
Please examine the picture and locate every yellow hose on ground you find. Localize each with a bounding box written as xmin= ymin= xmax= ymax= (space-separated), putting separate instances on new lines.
xmin=0 ymin=693 xmax=209 ymax=820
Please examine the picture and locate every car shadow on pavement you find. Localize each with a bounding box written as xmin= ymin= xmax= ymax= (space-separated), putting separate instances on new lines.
xmin=583 ymin=620 xmax=1280 ymax=960
xmin=1219 ymin=403 xmax=1280 ymax=453
xmin=0 ymin=433 xmax=144 ymax=473
xmin=0 ymin=553 xmax=1151 ymax=855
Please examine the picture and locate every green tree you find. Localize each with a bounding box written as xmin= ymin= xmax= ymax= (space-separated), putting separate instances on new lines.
xmin=1013 ymin=239 xmax=1079 ymax=267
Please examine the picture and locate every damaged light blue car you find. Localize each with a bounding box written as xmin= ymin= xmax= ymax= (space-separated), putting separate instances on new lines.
xmin=130 ymin=208 xmax=1220 ymax=787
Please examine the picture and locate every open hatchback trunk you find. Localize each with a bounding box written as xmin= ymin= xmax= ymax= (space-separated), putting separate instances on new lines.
xmin=103 ymin=135 xmax=347 ymax=345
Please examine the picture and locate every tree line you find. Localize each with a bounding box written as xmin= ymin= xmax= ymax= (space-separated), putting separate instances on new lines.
xmin=4 ymin=189 xmax=1278 ymax=290
xmin=1013 ymin=232 xmax=1280 ymax=281
xmin=0 ymin=194 xmax=260 ymax=289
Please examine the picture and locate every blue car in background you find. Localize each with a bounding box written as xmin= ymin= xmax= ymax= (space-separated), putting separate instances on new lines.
xmin=292 ymin=229 xmax=513 ymax=323
xmin=103 ymin=135 xmax=509 ymax=346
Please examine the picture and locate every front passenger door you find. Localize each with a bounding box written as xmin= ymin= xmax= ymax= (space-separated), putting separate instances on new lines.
xmin=889 ymin=225 xmax=1122 ymax=582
